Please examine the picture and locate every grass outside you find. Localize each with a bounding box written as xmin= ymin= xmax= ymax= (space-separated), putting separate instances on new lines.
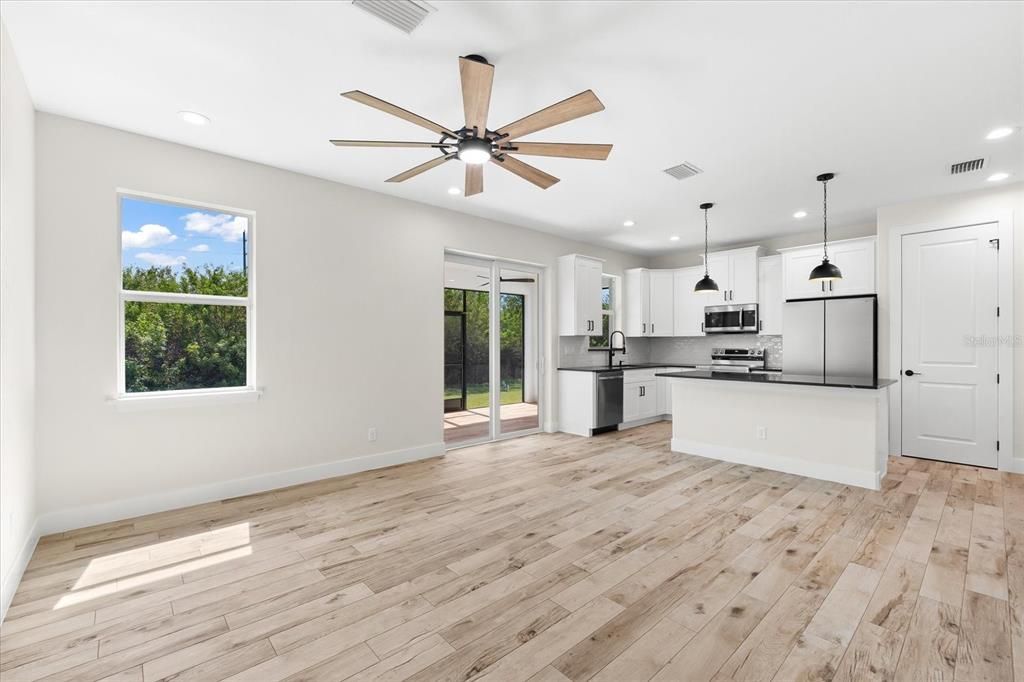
xmin=445 ymin=380 xmax=523 ymax=409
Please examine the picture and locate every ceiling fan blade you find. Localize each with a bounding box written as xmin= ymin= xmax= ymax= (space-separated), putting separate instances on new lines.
xmin=496 ymin=90 xmax=605 ymax=141
xmin=503 ymin=142 xmax=612 ymax=160
xmin=341 ymin=91 xmax=457 ymax=137
xmin=385 ymin=154 xmax=455 ymax=183
xmin=465 ymin=164 xmax=484 ymax=197
xmin=494 ymin=156 xmax=560 ymax=189
xmin=459 ymin=56 xmax=494 ymax=135
xmin=330 ymin=140 xmax=450 ymax=148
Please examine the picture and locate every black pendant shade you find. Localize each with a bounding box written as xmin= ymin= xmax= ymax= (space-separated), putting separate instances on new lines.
xmin=694 ymin=273 xmax=719 ymax=292
xmin=809 ymin=258 xmax=843 ymax=281
xmin=809 ymin=172 xmax=843 ymax=282
xmin=694 ymin=202 xmax=720 ymax=293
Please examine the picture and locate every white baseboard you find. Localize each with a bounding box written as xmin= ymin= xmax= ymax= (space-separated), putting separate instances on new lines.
xmin=1 ymin=519 xmax=39 ymax=623
xmin=1010 ymin=458 xmax=1024 ymax=475
xmin=37 ymin=442 xmax=444 ymax=536
xmin=618 ymin=415 xmax=669 ymax=431
xmin=671 ymin=437 xmax=882 ymax=490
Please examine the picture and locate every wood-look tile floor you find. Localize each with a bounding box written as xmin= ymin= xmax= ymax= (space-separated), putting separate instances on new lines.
xmin=2 ymin=422 xmax=1021 ymax=681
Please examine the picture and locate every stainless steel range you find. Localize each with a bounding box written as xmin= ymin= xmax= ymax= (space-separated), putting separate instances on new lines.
xmin=697 ymin=347 xmax=766 ymax=373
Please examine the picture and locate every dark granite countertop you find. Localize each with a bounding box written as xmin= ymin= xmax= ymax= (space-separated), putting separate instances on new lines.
xmin=655 ymin=370 xmax=896 ymax=390
xmin=557 ymin=363 xmax=697 ymax=373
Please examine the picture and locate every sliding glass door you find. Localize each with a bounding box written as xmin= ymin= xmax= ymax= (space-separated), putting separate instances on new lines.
xmin=443 ymin=254 xmax=542 ymax=446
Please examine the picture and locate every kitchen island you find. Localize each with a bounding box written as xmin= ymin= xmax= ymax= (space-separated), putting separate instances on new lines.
xmin=656 ymin=370 xmax=896 ymax=490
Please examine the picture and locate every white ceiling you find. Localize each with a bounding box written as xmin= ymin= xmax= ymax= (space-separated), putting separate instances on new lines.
xmin=3 ymin=1 xmax=1021 ymax=254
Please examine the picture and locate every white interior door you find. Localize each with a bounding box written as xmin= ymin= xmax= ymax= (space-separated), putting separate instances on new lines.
xmin=901 ymin=223 xmax=999 ymax=467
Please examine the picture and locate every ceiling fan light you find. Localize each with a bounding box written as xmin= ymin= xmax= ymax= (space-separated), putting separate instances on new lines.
xmin=694 ymin=274 xmax=720 ymax=293
xmin=458 ymin=138 xmax=492 ymax=165
xmin=809 ymin=258 xmax=843 ymax=282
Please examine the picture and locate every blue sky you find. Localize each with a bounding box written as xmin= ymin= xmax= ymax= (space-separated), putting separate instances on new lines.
xmin=120 ymin=196 xmax=248 ymax=272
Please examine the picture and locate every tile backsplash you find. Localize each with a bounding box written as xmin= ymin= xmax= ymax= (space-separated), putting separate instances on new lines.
xmin=559 ymin=336 xmax=650 ymax=368
xmin=647 ymin=335 xmax=783 ymax=369
xmin=559 ymin=334 xmax=783 ymax=369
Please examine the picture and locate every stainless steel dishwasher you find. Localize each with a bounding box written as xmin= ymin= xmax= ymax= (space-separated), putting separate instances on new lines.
xmin=594 ymin=370 xmax=623 ymax=432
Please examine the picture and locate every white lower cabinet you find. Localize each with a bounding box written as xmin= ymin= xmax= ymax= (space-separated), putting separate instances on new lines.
xmin=622 ymin=368 xmax=659 ymax=423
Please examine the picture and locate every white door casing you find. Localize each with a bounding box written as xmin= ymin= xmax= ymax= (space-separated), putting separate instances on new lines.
xmin=900 ymin=223 xmax=999 ymax=467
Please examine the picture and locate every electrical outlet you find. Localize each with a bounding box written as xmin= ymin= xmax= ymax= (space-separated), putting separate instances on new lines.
xmin=367 ymin=427 xmax=377 ymax=442
xmin=757 ymin=426 xmax=767 ymax=440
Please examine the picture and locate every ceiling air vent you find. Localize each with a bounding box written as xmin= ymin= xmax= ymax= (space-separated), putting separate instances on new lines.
xmin=663 ymin=161 xmax=704 ymax=180
xmin=352 ymin=0 xmax=436 ymax=34
xmin=950 ymin=158 xmax=985 ymax=175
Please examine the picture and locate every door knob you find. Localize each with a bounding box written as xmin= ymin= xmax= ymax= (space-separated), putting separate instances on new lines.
xmin=904 ymin=369 xmax=921 ymax=376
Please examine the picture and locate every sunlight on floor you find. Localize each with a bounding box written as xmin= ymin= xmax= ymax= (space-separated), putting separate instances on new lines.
xmin=54 ymin=523 xmax=252 ymax=610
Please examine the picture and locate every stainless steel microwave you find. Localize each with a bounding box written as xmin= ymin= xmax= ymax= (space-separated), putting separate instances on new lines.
xmin=704 ymin=303 xmax=759 ymax=333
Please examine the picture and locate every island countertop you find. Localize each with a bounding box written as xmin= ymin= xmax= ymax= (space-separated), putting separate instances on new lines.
xmin=656 ymin=370 xmax=896 ymax=390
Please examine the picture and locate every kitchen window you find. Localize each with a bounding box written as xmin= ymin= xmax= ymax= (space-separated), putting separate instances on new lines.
xmin=117 ymin=193 xmax=255 ymax=397
xmin=589 ymin=275 xmax=616 ymax=349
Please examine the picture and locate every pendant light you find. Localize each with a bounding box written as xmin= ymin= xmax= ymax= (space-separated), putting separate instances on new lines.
xmin=809 ymin=172 xmax=843 ymax=282
xmin=694 ymin=202 xmax=719 ymax=293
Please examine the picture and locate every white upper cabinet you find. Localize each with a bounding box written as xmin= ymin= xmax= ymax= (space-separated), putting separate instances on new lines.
xmin=648 ymin=270 xmax=674 ymax=337
xmin=623 ymin=268 xmax=650 ymax=336
xmin=757 ymin=255 xmax=783 ymax=335
xmin=781 ymin=248 xmax=827 ymax=300
xmin=558 ymin=254 xmax=604 ymax=336
xmin=828 ymin=237 xmax=877 ymax=296
xmin=728 ymin=249 xmax=760 ymax=304
xmin=673 ymin=266 xmax=706 ymax=336
xmin=780 ymin=236 xmax=877 ymax=300
xmin=625 ymin=269 xmax=679 ymax=337
xmin=701 ymin=246 xmax=761 ymax=304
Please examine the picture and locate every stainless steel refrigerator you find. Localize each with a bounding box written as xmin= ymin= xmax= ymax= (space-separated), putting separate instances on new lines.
xmin=783 ymin=295 xmax=877 ymax=379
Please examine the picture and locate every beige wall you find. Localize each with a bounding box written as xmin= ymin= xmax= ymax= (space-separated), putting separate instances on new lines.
xmin=876 ymin=183 xmax=1024 ymax=466
xmin=33 ymin=113 xmax=646 ymax=530
xmin=0 ymin=21 xmax=37 ymax=618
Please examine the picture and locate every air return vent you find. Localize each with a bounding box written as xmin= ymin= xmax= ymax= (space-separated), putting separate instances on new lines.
xmin=352 ymin=0 xmax=436 ymax=34
xmin=950 ymin=158 xmax=985 ymax=175
xmin=663 ymin=161 xmax=704 ymax=180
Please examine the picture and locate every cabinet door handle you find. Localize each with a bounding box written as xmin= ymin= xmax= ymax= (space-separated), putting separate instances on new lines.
xmin=642 ymin=322 xmax=646 ymax=334
xmin=759 ymin=319 xmax=763 ymax=332
xmin=821 ymin=281 xmax=825 ymax=293
xmin=651 ymin=323 xmax=655 ymax=334
xmin=701 ymin=322 xmax=705 ymax=333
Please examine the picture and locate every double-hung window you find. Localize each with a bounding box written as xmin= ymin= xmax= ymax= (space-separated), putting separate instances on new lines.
xmin=589 ymin=275 xmax=616 ymax=349
xmin=118 ymin=193 xmax=254 ymax=396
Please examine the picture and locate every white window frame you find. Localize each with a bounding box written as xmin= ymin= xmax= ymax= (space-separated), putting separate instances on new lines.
xmin=590 ymin=275 xmax=618 ymax=350
xmin=115 ymin=189 xmax=257 ymax=402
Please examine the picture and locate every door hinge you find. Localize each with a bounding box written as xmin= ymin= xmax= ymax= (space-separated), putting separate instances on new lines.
xmin=997 ymin=440 xmax=1000 ymax=451
xmin=989 ymin=238 xmax=1000 ymax=249
xmin=997 ymin=306 xmax=1000 ymax=317
xmin=997 ymin=373 xmax=1000 ymax=384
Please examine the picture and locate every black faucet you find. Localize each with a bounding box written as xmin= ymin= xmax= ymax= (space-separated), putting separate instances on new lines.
xmin=608 ymin=330 xmax=627 ymax=368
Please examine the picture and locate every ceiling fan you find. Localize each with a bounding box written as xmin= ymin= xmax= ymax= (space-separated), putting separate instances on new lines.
xmin=330 ymin=54 xmax=612 ymax=196
xmin=475 ymin=274 xmax=536 ymax=288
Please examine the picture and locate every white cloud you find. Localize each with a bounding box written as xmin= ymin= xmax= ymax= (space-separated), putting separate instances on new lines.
xmin=183 ymin=212 xmax=248 ymax=242
xmin=189 ymin=244 xmax=210 ymax=252
xmin=122 ymin=224 xmax=177 ymax=249
xmin=136 ymin=252 xmax=187 ymax=267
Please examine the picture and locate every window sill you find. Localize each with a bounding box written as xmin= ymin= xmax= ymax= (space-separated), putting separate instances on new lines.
xmin=111 ymin=387 xmax=262 ymax=412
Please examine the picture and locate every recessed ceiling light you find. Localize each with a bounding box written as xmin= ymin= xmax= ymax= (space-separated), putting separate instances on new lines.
xmin=669 ymin=235 xmax=680 ymax=241
xmin=623 ymin=220 xmax=635 ymax=227
xmin=447 ymin=187 xmax=461 ymax=195
xmin=793 ymin=210 xmax=808 ymax=219
xmin=986 ymin=127 xmax=1014 ymax=140
xmin=987 ymin=172 xmax=1010 ymax=182
xmin=178 ymin=110 xmax=210 ymax=126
